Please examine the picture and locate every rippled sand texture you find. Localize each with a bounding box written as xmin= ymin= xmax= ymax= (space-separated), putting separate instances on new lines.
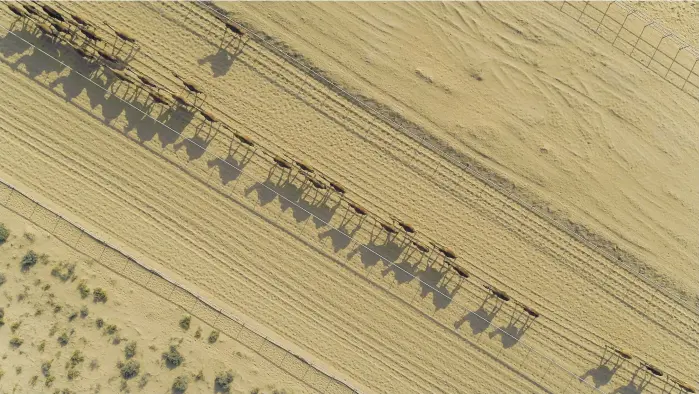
xmin=228 ymin=1 xmax=699 ymax=295
xmin=0 ymin=2 xmax=697 ymax=394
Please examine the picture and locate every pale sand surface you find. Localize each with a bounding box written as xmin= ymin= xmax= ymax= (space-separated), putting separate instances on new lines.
xmin=0 ymin=206 xmax=309 ymax=394
xmin=0 ymin=2 xmax=697 ymax=394
xmin=225 ymin=1 xmax=699 ymax=296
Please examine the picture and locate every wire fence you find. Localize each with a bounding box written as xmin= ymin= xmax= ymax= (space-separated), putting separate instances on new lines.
xmin=0 ymin=178 xmax=359 ymax=394
xmin=0 ymin=20 xmax=606 ymax=393
xmin=553 ymin=0 xmax=699 ymax=99
xmin=194 ymin=1 xmax=699 ymax=318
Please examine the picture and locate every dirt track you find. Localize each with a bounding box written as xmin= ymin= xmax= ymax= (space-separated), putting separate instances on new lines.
xmin=0 ymin=2 xmax=697 ymax=393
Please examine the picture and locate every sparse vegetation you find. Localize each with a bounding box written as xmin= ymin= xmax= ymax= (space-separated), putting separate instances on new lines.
xmin=162 ymin=345 xmax=184 ymax=368
xmin=138 ymin=372 xmax=151 ymax=388
xmin=0 ymin=307 xmax=4 ymax=326
xmin=68 ymin=311 xmax=78 ymax=321
xmin=0 ymin=223 xmax=9 ymax=244
xmin=10 ymin=336 xmax=24 ymax=348
xmin=215 ymin=371 xmax=234 ymax=393
xmin=124 ymin=341 xmax=136 ymax=359
xmin=80 ymin=306 xmax=88 ymax=318
xmin=208 ymin=330 xmax=220 ymax=344
xmin=21 ymin=250 xmax=39 ymax=271
xmin=119 ymin=359 xmax=140 ymax=379
xmin=69 ymin=350 xmax=84 ymax=367
xmin=172 ymin=375 xmax=189 ymax=393
xmin=41 ymin=360 xmax=52 ymax=376
xmin=0 ymin=273 xmax=6 ymax=286
xmin=10 ymin=321 xmax=21 ymax=333
xmin=51 ymin=262 xmax=75 ymax=282
xmin=57 ymin=332 xmax=69 ymax=346
xmin=77 ymin=281 xmax=90 ymax=298
xmin=195 ymin=369 xmax=204 ymax=381
xmin=105 ymin=324 xmax=117 ymax=335
xmin=93 ymin=287 xmax=107 ymax=303
xmin=30 ymin=374 xmax=38 ymax=385
xmin=194 ymin=327 xmax=202 ymax=339
xmin=179 ymin=315 xmax=191 ymax=330
xmin=24 ymin=232 xmax=35 ymax=242
xmin=96 ymin=317 xmax=104 ymax=328
xmin=66 ymin=368 xmax=80 ymax=380
xmin=38 ymin=340 xmax=46 ymax=352
xmin=45 ymin=374 xmax=55 ymax=387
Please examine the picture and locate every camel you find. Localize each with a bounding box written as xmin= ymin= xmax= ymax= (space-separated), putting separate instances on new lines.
xmin=97 ymin=49 xmax=121 ymax=65
xmin=328 ymin=180 xmax=346 ymax=195
xmin=21 ymin=3 xmax=39 ymax=17
xmin=411 ymin=240 xmax=430 ymax=254
xmin=347 ymin=200 xmax=368 ymax=216
xmin=272 ymin=156 xmax=293 ymax=170
xmin=41 ymin=4 xmax=65 ymax=22
xmin=7 ymin=4 xmax=26 ymax=18
xmin=390 ymin=216 xmax=416 ymax=234
xmin=79 ymin=26 xmax=103 ymax=43
xmin=483 ymin=284 xmax=511 ymax=302
xmin=429 ymin=241 xmax=457 ymax=261
xmin=35 ymin=23 xmax=56 ymax=38
xmin=294 ymin=160 xmax=315 ymax=175
xmin=672 ymin=378 xmax=696 ymax=393
xmin=224 ymin=21 xmax=244 ymax=37
xmin=69 ymin=13 xmax=91 ymax=27
xmin=147 ymin=91 xmax=172 ymax=107
xmin=613 ymin=348 xmax=632 ymax=361
xmin=199 ymin=109 xmax=218 ymax=124
xmin=104 ymin=21 xmax=137 ymax=44
xmin=172 ymin=72 xmax=205 ymax=95
xmin=72 ymin=46 xmax=97 ymax=62
xmin=235 ymin=133 xmax=254 ymax=147
xmin=49 ymin=21 xmax=71 ymax=36
xmin=453 ymin=265 xmax=470 ymax=279
xmin=640 ymin=361 xmax=663 ymax=377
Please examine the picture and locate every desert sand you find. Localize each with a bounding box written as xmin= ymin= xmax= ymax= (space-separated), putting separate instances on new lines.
xmin=0 ymin=2 xmax=697 ymax=394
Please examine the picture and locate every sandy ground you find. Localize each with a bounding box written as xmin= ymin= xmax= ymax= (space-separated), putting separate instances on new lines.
xmin=0 ymin=206 xmax=308 ymax=394
xmin=226 ymin=1 xmax=699 ymax=297
xmin=0 ymin=2 xmax=697 ymax=394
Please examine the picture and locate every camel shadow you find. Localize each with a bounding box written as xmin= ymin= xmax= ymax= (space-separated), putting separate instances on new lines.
xmin=455 ymin=295 xmax=503 ymax=335
xmin=488 ymin=308 xmax=535 ymax=348
xmin=415 ymin=262 xmax=461 ymax=310
xmin=348 ymin=237 xmax=405 ymax=270
xmin=197 ymin=46 xmax=241 ymax=77
xmin=610 ymin=366 xmax=652 ymax=394
xmin=319 ymin=222 xmax=358 ymax=253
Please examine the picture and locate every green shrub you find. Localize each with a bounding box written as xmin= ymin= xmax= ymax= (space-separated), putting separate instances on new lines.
xmin=21 ymin=251 xmax=38 ymax=271
xmin=95 ymin=318 xmax=104 ymax=329
xmin=172 ymin=375 xmax=188 ymax=393
xmin=57 ymin=332 xmax=69 ymax=346
xmin=66 ymin=368 xmax=79 ymax=380
xmin=77 ymin=281 xmax=90 ymax=299
xmin=38 ymin=340 xmax=45 ymax=352
xmin=162 ymin=345 xmax=184 ymax=368
xmin=10 ymin=337 xmax=23 ymax=348
xmin=41 ymin=361 xmax=52 ymax=377
xmin=10 ymin=321 xmax=21 ymax=333
xmin=105 ymin=324 xmax=117 ymax=335
xmin=208 ymin=330 xmax=219 ymax=344
xmin=69 ymin=350 xmax=84 ymax=367
xmin=179 ymin=315 xmax=191 ymax=330
xmin=119 ymin=359 xmax=140 ymax=379
xmin=0 ymin=223 xmax=9 ymax=244
xmin=29 ymin=375 xmax=38 ymax=385
xmin=45 ymin=374 xmax=55 ymax=387
xmin=124 ymin=341 xmax=136 ymax=359
xmin=50 ymin=263 xmax=75 ymax=282
xmin=93 ymin=288 xmax=107 ymax=303
xmin=214 ymin=371 xmax=234 ymax=393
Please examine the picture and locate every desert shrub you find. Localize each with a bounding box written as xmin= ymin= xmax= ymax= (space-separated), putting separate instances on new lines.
xmin=77 ymin=281 xmax=90 ymax=299
xmin=80 ymin=306 xmax=88 ymax=318
xmin=57 ymin=332 xmax=69 ymax=346
xmin=89 ymin=359 xmax=99 ymax=370
xmin=138 ymin=372 xmax=151 ymax=388
xmin=194 ymin=369 xmax=204 ymax=381
xmin=93 ymin=287 xmax=107 ymax=303
xmin=68 ymin=311 xmax=78 ymax=321
xmin=179 ymin=315 xmax=191 ymax=330
xmin=214 ymin=371 xmax=234 ymax=393
xmin=0 ymin=273 xmax=6 ymax=286
xmin=162 ymin=345 xmax=184 ymax=368
xmin=96 ymin=318 xmax=104 ymax=328
xmin=51 ymin=263 xmax=75 ymax=282
xmin=119 ymin=359 xmax=140 ymax=379
xmin=45 ymin=374 xmax=55 ymax=387
xmin=30 ymin=375 xmax=38 ymax=385
xmin=10 ymin=321 xmax=21 ymax=333
xmin=172 ymin=375 xmax=189 ymax=393
xmin=0 ymin=223 xmax=9 ymax=244
xmin=194 ymin=327 xmax=202 ymax=339
xmin=105 ymin=324 xmax=117 ymax=335
xmin=10 ymin=337 xmax=23 ymax=348
xmin=69 ymin=350 xmax=84 ymax=367
xmin=208 ymin=330 xmax=220 ymax=344
xmin=41 ymin=361 xmax=52 ymax=377
xmin=24 ymin=232 xmax=35 ymax=242
xmin=38 ymin=340 xmax=46 ymax=352
xmin=21 ymin=250 xmax=38 ymax=271
xmin=66 ymin=369 xmax=79 ymax=380
xmin=250 ymin=389 xmax=260 ymax=394
xmin=0 ymin=307 xmax=4 ymax=326
xmin=124 ymin=341 xmax=136 ymax=359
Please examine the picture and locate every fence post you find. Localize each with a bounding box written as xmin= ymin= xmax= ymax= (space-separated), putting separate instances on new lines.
xmin=647 ymin=33 xmax=672 ymax=67
xmin=612 ymin=10 xmax=637 ymax=47
xmin=664 ymin=45 xmax=689 ymax=78
xmin=595 ymin=3 xmax=613 ymax=33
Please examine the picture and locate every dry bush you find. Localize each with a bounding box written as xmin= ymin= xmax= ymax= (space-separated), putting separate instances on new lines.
xmin=0 ymin=223 xmax=9 ymax=244
xmin=208 ymin=330 xmax=220 ymax=344
xmin=119 ymin=359 xmax=140 ymax=379
xmin=179 ymin=315 xmax=191 ymax=330
xmin=124 ymin=341 xmax=137 ymax=359
xmin=162 ymin=345 xmax=184 ymax=368
xmin=215 ymin=371 xmax=234 ymax=393
xmin=21 ymin=250 xmax=38 ymax=272
xmin=172 ymin=375 xmax=189 ymax=393
xmin=92 ymin=288 xmax=107 ymax=303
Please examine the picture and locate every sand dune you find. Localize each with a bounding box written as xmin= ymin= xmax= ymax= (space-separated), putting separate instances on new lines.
xmin=0 ymin=2 xmax=697 ymax=393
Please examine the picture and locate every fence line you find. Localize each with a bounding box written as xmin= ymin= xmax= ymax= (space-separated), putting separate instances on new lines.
xmin=0 ymin=22 xmax=605 ymax=393
xmin=195 ymin=1 xmax=699 ymax=317
xmin=0 ymin=178 xmax=359 ymax=394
